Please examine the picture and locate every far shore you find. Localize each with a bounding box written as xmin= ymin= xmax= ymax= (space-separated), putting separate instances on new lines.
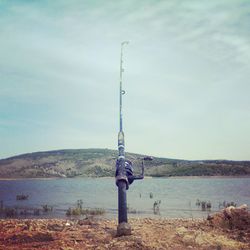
xmin=0 ymin=177 xmax=61 ymax=181
xmin=0 ymin=175 xmax=250 ymax=181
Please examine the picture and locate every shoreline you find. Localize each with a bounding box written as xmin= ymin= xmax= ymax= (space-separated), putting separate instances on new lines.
xmin=161 ymin=175 xmax=250 ymax=179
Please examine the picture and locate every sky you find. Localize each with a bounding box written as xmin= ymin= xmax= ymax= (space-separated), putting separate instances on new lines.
xmin=0 ymin=0 xmax=250 ymax=160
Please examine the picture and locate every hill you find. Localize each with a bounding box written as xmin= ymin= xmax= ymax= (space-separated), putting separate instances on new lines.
xmin=0 ymin=148 xmax=249 ymax=178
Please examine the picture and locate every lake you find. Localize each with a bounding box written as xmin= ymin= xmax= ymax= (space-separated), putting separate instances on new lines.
xmin=0 ymin=177 xmax=249 ymax=219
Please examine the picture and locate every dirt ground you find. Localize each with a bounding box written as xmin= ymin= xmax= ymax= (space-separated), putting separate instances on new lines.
xmin=0 ymin=215 xmax=249 ymax=250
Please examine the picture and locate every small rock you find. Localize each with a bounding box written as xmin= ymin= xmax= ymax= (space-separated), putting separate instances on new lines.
xmin=176 ymin=226 xmax=188 ymax=236
xmin=47 ymin=223 xmax=64 ymax=231
xmin=183 ymin=234 xmax=194 ymax=244
xmin=65 ymin=222 xmax=71 ymax=226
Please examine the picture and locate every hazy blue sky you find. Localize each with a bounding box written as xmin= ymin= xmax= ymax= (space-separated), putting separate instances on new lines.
xmin=0 ymin=0 xmax=250 ymax=160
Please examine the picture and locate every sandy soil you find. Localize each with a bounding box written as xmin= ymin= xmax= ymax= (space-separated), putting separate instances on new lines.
xmin=0 ymin=216 xmax=249 ymax=250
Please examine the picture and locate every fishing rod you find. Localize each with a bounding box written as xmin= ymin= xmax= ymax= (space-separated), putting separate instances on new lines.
xmin=115 ymin=42 xmax=153 ymax=236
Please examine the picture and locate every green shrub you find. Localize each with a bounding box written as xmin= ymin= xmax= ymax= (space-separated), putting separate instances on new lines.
xmin=66 ymin=207 xmax=105 ymax=216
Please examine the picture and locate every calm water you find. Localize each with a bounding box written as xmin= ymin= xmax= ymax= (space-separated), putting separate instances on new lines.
xmin=0 ymin=177 xmax=249 ymax=219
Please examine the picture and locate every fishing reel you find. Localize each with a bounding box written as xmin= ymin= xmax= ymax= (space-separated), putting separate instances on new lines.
xmin=115 ymin=156 xmax=153 ymax=189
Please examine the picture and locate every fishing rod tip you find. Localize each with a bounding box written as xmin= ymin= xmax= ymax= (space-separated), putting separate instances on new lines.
xmin=122 ymin=41 xmax=129 ymax=46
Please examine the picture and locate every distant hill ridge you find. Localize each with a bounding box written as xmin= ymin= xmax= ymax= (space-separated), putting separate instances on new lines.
xmin=0 ymin=148 xmax=249 ymax=178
